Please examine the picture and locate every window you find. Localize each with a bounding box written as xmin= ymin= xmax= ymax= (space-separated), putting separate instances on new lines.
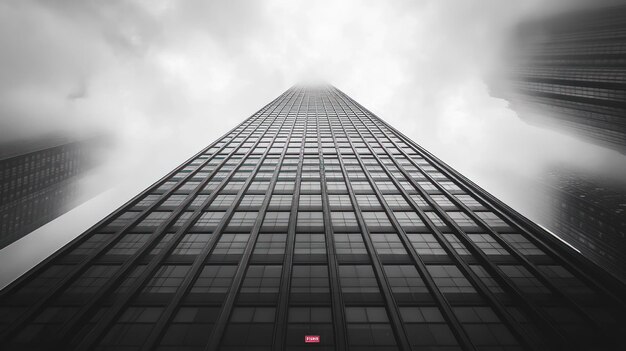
xmin=470 ymin=265 xmax=504 ymax=294
xmin=394 ymin=211 xmax=425 ymax=231
xmin=298 ymin=194 xmax=322 ymax=209
xmin=226 ymin=212 xmax=258 ymax=231
xmin=425 ymin=212 xmax=447 ymax=228
xmin=269 ymin=195 xmax=292 ymax=210
xmin=339 ymin=265 xmax=381 ymax=302
xmin=356 ymin=195 xmax=381 ymax=209
xmin=499 ymin=265 xmax=549 ymax=294
xmin=209 ymin=233 xmax=250 ymax=262
xmin=300 ymin=181 xmax=321 ymax=193
xmin=345 ymin=307 xmax=397 ymax=349
xmin=328 ymin=194 xmax=352 ymax=208
xmin=99 ymin=307 xmax=163 ymax=348
xmin=63 ymin=265 xmax=119 ymax=298
xmin=371 ymin=234 xmax=408 ymax=261
xmin=161 ymin=194 xmax=187 ymax=207
xmin=252 ymin=233 xmax=286 ymax=262
xmin=107 ymin=233 xmax=151 ymax=256
xmin=475 ymin=212 xmax=509 ymax=228
xmin=248 ymin=181 xmax=270 ymax=192
xmin=223 ymin=181 xmax=245 ymax=192
xmin=374 ymin=181 xmax=397 ymax=192
xmin=426 ymin=265 xmax=476 ymax=295
xmin=286 ymin=307 xmax=334 ymax=348
xmin=221 ymin=307 xmax=275 ymax=349
xmin=454 ymin=306 xmax=519 ymax=348
xmin=384 ymin=265 xmax=429 ymax=302
xmin=467 ymin=234 xmax=509 ymax=256
xmin=207 ymin=194 xmax=234 ymax=209
xmin=187 ymin=265 xmax=236 ymax=302
xmin=431 ymin=195 xmax=455 ymax=208
xmin=407 ymin=233 xmax=446 ymax=255
xmin=447 ymin=211 xmax=478 ymax=228
xmin=538 ymin=265 xmax=595 ymax=298
xmin=331 ymin=212 xmax=359 ymax=231
xmin=238 ymin=195 xmax=265 ymax=209
xmin=239 ymin=265 xmax=282 ymax=302
xmin=351 ymin=181 xmax=373 ymax=192
xmin=274 ymin=181 xmax=295 ymax=192
xmin=71 ymin=234 xmax=110 ymax=256
xmin=138 ymin=211 xmax=171 ymax=227
xmin=192 ymin=212 xmax=225 ymax=231
xmin=455 ymin=194 xmax=484 ymax=208
xmin=382 ymin=194 xmax=410 ymax=209
xmin=142 ymin=265 xmax=190 ymax=294
xmin=327 ymin=181 xmax=347 ymax=192
xmin=158 ymin=307 xmax=219 ymax=349
xmin=172 ymin=233 xmax=211 ymax=255
xmin=294 ymin=233 xmax=326 ymax=262
xmin=362 ymin=212 xmax=393 ymax=231
xmin=261 ymin=212 xmax=290 ymax=232
xmin=135 ymin=195 xmax=160 ymax=207
xmin=443 ymin=233 xmax=471 ymax=255
xmin=400 ymin=307 xmax=459 ymax=349
xmin=334 ymin=233 xmax=369 ymax=262
xmin=500 ymin=234 xmax=546 ymax=256
xmin=296 ymin=212 xmax=324 ymax=232
xmin=290 ymin=265 xmax=330 ymax=302
xmin=440 ymin=181 xmax=462 ymax=192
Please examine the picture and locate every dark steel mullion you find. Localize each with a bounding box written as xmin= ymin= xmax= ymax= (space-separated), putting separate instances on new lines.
xmin=326 ymin=92 xmax=479 ymax=351
xmin=141 ymin=93 xmax=303 ymax=351
xmin=320 ymin=94 xmax=412 ymax=351
xmin=315 ymin=101 xmax=348 ymax=351
xmin=331 ymin=94 xmax=553 ymax=350
xmin=336 ymin=103 xmax=608 ymax=334
xmin=0 ymin=96 xmax=282 ymax=343
xmin=73 ymin=89 xmax=301 ymax=351
xmin=273 ymin=93 xmax=307 ymax=350
xmin=334 ymin=87 xmax=626 ymax=305
xmin=204 ymin=88 xmax=305 ymax=351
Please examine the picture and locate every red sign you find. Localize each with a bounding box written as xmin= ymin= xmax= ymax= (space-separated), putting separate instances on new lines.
xmin=305 ymin=335 xmax=320 ymax=343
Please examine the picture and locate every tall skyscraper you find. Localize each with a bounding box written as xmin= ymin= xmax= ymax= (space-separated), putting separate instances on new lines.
xmin=534 ymin=168 xmax=626 ymax=283
xmin=0 ymin=86 xmax=624 ymax=351
xmin=0 ymin=136 xmax=102 ymax=249
xmin=490 ymin=4 xmax=626 ymax=154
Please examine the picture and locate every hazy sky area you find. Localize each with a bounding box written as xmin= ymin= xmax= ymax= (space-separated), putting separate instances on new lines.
xmin=1 ymin=0 xmax=625 ymax=288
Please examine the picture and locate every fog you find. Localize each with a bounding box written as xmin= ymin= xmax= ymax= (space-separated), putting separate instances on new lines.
xmin=1 ymin=0 xmax=625 ymax=288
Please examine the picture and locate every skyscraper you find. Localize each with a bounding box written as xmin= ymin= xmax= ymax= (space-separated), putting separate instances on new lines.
xmin=534 ymin=168 xmax=626 ymax=283
xmin=0 ymin=136 xmax=102 ymax=249
xmin=0 ymin=86 xmax=624 ymax=351
xmin=490 ymin=4 xmax=626 ymax=154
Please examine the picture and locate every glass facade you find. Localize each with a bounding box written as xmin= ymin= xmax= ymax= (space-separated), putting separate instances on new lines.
xmin=0 ymin=86 xmax=624 ymax=350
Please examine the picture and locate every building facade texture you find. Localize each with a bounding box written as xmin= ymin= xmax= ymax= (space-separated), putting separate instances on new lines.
xmin=0 ymin=86 xmax=624 ymax=351
xmin=0 ymin=138 xmax=96 ymax=249
xmin=492 ymin=4 xmax=626 ymax=154
xmin=535 ymin=169 xmax=626 ymax=283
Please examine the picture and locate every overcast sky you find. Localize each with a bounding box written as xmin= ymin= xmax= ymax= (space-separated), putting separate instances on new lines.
xmin=1 ymin=0 xmax=625 ymax=288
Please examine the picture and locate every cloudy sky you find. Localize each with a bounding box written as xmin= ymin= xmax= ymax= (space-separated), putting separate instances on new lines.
xmin=1 ymin=0 xmax=625 ymax=288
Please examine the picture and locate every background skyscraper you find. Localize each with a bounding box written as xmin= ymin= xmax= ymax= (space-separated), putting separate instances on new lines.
xmin=0 ymin=136 xmax=105 ymax=249
xmin=532 ymin=167 xmax=626 ymax=283
xmin=0 ymin=86 xmax=624 ymax=350
xmin=490 ymin=3 xmax=626 ymax=154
